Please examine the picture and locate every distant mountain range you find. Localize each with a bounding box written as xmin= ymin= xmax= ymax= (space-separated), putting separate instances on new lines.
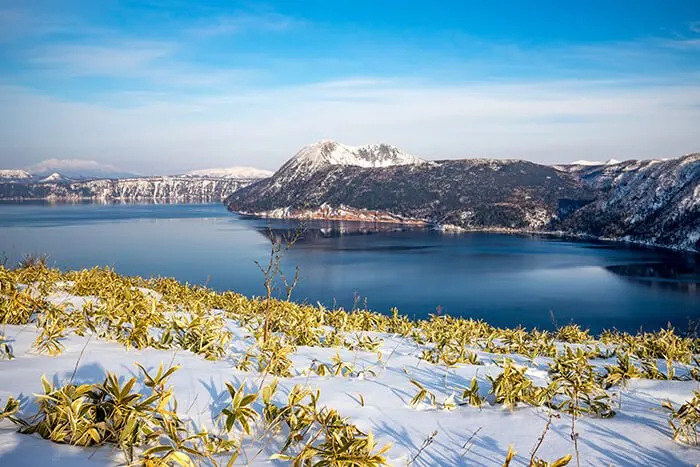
xmin=1 ymin=159 xmax=274 ymax=182
xmin=225 ymin=140 xmax=700 ymax=252
xmin=181 ymin=167 xmax=274 ymax=179
xmin=25 ymin=159 xmax=139 ymax=179
xmin=0 ymin=160 xmax=272 ymax=202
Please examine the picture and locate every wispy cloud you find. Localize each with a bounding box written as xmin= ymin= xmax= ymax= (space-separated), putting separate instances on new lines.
xmin=187 ymin=12 xmax=303 ymax=37
xmin=2 ymin=77 xmax=699 ymax=173
xmin=29 ymin=42 xmax=174 ymax=76
xmin=0 ymin=7 xmax=109 ymax=42
xmin=1 ymin=4 xmax=698 ymax=172
xmin=690 ymin=21 xmax=700 ymax=33
xmin=23 ymin=40 xmax=259 ymax=90
xmin=657 ymin=38 xmax=700 ymax=50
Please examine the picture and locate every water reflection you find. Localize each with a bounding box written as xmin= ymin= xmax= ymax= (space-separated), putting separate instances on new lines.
xmin=254 ymin=219 xmax=427 ymax=244
xmin=2 ymin=203 xmax=698 ymax=333
xmin=257 ymin=219 xmax=700 ymax=297
xmin=606 ymin=258 xmax=700 ymax=294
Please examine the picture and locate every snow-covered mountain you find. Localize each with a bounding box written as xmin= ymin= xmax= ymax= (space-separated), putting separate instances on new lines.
xmin=182 ymin=167 xmax=273 ymax=179
xmin=0 ymin=177 xmax=257 ymax=202
xmin=26 ymin=159 xmax=137 ymax=179
xmin=275 ymin=140 xmax=427 ymax=182
xmin=558 ymin=154 xmax=700 ymax=251
xmin=227 ymin=147 xmax=595 ymax=232
xmin=0 ymin=169 xmax=32 ymax=180
xmin=0 ymin=163 xmax=271 ymax=201
xmin=227 ymin=142 xmax=700 ymax=252
xmin=38 ymin=172 xmax=73 ymax=183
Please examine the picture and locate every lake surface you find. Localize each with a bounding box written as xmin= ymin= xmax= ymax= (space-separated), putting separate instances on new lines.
xmin=1 ymin=201 xmax=698 ymax=333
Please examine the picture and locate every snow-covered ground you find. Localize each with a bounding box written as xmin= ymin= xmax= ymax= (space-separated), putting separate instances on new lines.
xmin=1 ymin=286 xmax=698 ymax=466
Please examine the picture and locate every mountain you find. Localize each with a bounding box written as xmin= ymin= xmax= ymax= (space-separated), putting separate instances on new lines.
xmin=0 ymin=177 xmax=256 ymax=202
xmin=38 ymin=172 xmax=73 ymax=183
xmin=556 ymin=154 xmax=700 ymax=251
xmin=182 ymin=167 xmax=273 ymax=179
xmin=226 ymin=141 xmax=700 ymax=251
xmin=274 ymin=140 xmax=427 ymax=184
xmin=0 ymin=161 xmax=272 ymax=201
xmin=0 ymin=169 xmax=32 ymax=180
xmin=226 ymin=141 xmax=595 ymax=231
xmin=26 ymin=159 xmax=138 ymax=179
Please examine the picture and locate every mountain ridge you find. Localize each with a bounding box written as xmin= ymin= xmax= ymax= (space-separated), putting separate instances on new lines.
xmin=181 ymin=167 xmax=274 ymax=179
xmin=226 ymin=141 xmax=700 ymax=252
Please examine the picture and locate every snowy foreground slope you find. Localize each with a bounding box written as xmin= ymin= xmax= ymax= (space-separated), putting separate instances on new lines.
xmin=5 ymin=323 xmax=698 ymax=466
xmin=0 ymin=272 xmax=699 ymax=466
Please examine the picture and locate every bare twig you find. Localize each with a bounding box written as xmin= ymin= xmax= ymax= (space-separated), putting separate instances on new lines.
xmin=408 ymin=430 xmax=438 ymax=465
xmin=461 ymin=426 xmax=482 ymax=456
xmin=69 ymin=335 xmax=91 ymax=384
xmin=571 ymin=394 xmax=580 ymax=467
xmin=530 ymin=412 xmax=558 ymax=465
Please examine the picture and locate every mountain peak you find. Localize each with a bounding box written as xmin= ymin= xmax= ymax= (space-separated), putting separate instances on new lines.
xmin=39 ymin=172 xmax=72 ymax=183
xmin=278 ymin=140 xmax=426 ymax=178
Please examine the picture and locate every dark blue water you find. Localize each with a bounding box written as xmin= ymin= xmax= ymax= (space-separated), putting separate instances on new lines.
xmin=1 ymin=201 xmax=698 ymax=333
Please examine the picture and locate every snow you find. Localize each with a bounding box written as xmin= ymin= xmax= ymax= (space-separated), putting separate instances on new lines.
xmin=0 ymin=170 xmax=32 ymax=180
xmin=570 ymin=159 xmax=622 ymax=166
xmin=278 ymin=140 xmax=427 ymax=178
xmin=1 ymin=290 xmax=698 ymax=466
xmin=1 ymin=177 xmax=254 ymax=202
xmin=182 ymin=167 xmax=273 ymax=179
xmin=38 ymin=172 xmax=71 ymax=183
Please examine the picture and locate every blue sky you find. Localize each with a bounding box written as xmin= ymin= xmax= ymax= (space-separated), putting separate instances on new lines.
xmin=0 ymin=0 xmax=699 ymax=173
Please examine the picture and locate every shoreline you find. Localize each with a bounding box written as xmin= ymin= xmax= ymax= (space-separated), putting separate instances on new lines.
xmin=0 ymin=197 xmax=695 ymax=254
xmin=228 ymin=208 xmax=699 ymax=254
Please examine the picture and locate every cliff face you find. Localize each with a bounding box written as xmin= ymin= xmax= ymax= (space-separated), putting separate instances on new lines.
xmin=0 ymin=177 xmax=259 ymax=202
xmin=555 ymin=154 xmax=700 ymax=251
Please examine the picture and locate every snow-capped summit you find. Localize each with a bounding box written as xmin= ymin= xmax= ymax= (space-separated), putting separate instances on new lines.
xmin=571 ymin=159 xmax=622 ymax=166
xmin=182 ymin=167 xmax=273 ymax=179
xmin=0 ymin=169 xmax=32 ymax=180
xmin=276 ymin=140 xmax=427 ymax=179
xmin=38 ymin=172 xmax=72 ymax=183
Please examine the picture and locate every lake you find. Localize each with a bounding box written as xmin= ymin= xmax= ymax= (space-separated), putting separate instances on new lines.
xmin=1 ymin=201 xmax=698 ymax=333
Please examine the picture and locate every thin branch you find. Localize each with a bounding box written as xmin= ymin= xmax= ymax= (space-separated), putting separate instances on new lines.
xmin=409 ymin=430 xmax=438 ymax=465
xmin=529 ymin=412 xmax=555 ymax=465
xmin=69 ymin=335 xmax=91 ymax=384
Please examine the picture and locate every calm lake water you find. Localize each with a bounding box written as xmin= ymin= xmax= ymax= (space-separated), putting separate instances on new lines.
xmin=1 ymin=201 xmax=698 ymax=333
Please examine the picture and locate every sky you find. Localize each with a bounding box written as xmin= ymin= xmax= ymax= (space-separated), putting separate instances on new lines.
xmin=0 ymin=0 xmax=699 ymax=174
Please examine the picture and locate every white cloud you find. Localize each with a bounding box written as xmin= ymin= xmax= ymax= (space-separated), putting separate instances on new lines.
xmin=2 ymin=6 xmax=698 ymax=173
xmin=657 ymin=38 xmax=700 ymax=50
xmin=1 ymin=78 xmax=698 ymax=173
xmin=0 ymin=7 xmax=110 ymax=42
xmin=187 ymin=12 xmax=303 ymax=36
xmin=29 ymin=42 xmax=174 ymax=76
